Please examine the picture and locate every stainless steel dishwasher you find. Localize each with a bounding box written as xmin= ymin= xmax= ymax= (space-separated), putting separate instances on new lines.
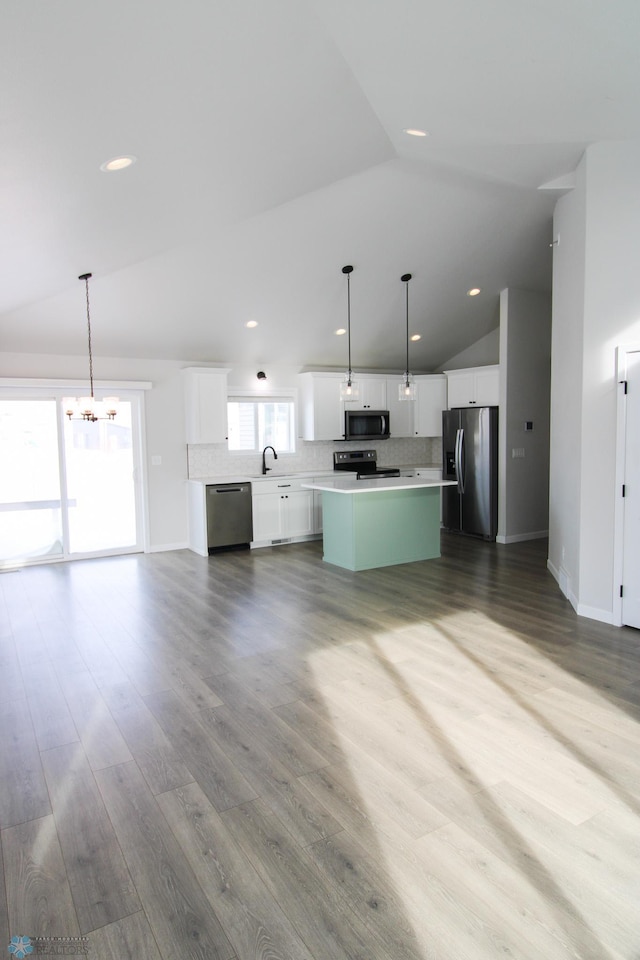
xmin=206 ymin=482 xmax=253 ymax=552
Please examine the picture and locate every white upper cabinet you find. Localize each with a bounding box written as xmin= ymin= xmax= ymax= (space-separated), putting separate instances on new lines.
xmin=183 ymin=367 xmax=230 ymax=444
xmin=444 ymin=364 xmax=500 ymax=408
xmin=342 ymin=377 xmax=387 ymax=410
xmin=413 ymin=375 xmax=447 ymax=436
xmin=299 ymin=372 xmax=344 ymax=441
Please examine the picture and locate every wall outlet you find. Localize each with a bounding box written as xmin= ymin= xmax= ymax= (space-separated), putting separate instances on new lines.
xmin=151 ymin=455 xmax=162 ymax=466
xmin=511 ymin=447 xmax=525 ymax=458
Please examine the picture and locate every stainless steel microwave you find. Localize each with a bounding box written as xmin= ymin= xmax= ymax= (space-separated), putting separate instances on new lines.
xmin=344 ymin=409 xmax=390 ymax=440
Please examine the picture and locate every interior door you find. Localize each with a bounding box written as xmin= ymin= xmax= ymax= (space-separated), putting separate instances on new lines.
xmin=621 ymin=351 xmax=640 ymax=627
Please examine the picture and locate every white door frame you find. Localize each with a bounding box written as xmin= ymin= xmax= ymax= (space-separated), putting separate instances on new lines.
xmin=613 ymin=343 xmax=640 ymax=626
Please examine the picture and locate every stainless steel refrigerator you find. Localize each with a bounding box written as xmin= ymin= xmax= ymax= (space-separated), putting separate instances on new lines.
xmin=442 ymin=406 xmax=498 ymax=540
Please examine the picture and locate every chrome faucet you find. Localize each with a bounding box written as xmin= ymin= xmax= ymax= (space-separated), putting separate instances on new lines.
xmin=262 ymin=445 xmax=278 ymax=475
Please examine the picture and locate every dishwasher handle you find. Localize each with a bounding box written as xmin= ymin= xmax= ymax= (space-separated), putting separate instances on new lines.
xmin=207 ymin=483 xmax=251 ymax=495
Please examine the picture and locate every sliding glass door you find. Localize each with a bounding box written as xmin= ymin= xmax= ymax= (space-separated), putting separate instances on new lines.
xmin=0 ymin=395 xmax=144 ymax=567
xmin=0 ymin=399 xmax=64 ymax=563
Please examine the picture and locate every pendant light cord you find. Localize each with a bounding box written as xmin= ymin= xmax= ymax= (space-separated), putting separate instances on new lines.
xmin=342 ymin=265 xmax=354 ymax=383
xmin=402 ymin=272 xmax=412 ymax=385
xmin=347 ymin=270 xmax=352 ymax=380
xmin=405 ymin=279 xmax=409 ymax=382
xmin=79 ymin=272 xmax=94 ymax=399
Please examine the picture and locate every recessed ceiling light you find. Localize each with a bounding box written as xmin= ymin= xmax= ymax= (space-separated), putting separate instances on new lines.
xmin=246 ymin=320 xmax=258 ymax=328
xmin=467 ymin=287 xmax=481 ymax=297
xmin=335 ymin=328 xmax=346 ymax=336
xmin=410 ymin=334 xmax=421 ymax=341
xmin=403 ymin=128 xmax=429 ymax=137
xmin=100 ymin=156 xmax=137 ymax=172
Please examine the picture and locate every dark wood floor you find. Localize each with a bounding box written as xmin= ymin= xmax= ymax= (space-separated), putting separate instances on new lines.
xmin=1 ymin=534 xmax=639 ymax=960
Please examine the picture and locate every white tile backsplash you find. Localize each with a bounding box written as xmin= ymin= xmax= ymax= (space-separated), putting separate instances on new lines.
xmin=187 ymin=437 xmax=442 ymax=479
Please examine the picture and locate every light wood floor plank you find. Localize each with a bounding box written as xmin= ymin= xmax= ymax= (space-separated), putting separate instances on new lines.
xmin=420 ymin=776 xmax=636 ymax=958
xmin=303 ymin=830 xmax=431 ymax=960
xmin=85 ymin=911 xmax=163 ymax=960
xmin=0 ymin=700 xmax=51 ymax=829
xmin=40 ymin=742 xmax=141 ymax=934
xmin=222 ymin=798 xmax=396 ymax=960
xmin=95 ymin=761 xmax=235 ymax=960
xmin=201 ymin=705 xmax=342 ymax=847
xmin=26 ymin=660 xmax=79 ymax=753
xmin=0 ymin=823 xmax=10 ymax=951
xmin=205 ymin=671 xmax=331 ymax=776
xmin=143 ymin=688 xmax=258 ymax=811
xmin=102 ymin=681 xmax=194 ymax=795
xmin=52 ymin=666 xmax=133 ymax=771
xmin=157 ymin=781 xmax=316 ymax=960
xmin=2 ymin=815 xmax=79 ymax=938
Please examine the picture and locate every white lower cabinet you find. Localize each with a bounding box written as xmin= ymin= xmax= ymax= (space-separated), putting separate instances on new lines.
xmin=251 ymin=478 xmax=315 ymax=544
xmin=284 ymin=490 xmax=315 ymax=538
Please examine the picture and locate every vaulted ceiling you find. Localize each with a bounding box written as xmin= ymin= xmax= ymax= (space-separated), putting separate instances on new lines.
xmin=2 ymin=0 xmax=639 ymax=372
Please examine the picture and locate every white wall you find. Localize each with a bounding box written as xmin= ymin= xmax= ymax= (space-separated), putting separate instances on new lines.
xmin=548 ymin=158 xmax=587 ymax=607
xmin=498 ymin=288 xmax=551 ymax=543
xmin=549 ymin=140 xmax=640 ymax=622
xmin=438 ymin=327 xmax=500 ymax=371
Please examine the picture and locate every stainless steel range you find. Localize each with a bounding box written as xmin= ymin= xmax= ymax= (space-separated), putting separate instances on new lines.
xmin=333 ymin=450 xmax=401 ymax=479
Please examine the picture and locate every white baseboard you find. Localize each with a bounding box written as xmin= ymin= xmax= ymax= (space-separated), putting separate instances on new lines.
xmin=547 ymin=558 xmax=578 ymax=610
xmin=547 ymin=558 xmax=613 ymax=623
xmin=576 ymin=603 xmax=615 ymax=625
xmin=496 ymin=529 xmax=549 ymax=544
xmin=147 ymin=541 xmax=189 ymax=553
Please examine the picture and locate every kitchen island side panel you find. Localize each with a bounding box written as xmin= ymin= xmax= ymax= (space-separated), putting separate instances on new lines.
xmin=321 ymin=487 xmax=441 ymax=571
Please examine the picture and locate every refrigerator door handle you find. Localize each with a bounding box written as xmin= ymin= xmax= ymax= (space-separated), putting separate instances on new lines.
xmin=455 ymin=428 xmax=466 ymax=494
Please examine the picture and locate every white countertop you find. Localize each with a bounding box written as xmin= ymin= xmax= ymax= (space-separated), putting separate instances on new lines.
xmin=187 ymin=464 xmax=441 ymax=485
xmin=302 ymin=477 xmax=456 ymax=494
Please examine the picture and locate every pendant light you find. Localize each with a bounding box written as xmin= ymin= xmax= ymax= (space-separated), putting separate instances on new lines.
xmin=339 ymin=264 xmax=359 ymax=401
xmin=64 ymin=273 xmax=119 ymax=421
xmin=398 ymin=272 xmax=416 ymax=401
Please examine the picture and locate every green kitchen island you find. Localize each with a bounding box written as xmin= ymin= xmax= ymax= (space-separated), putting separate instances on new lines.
xmin=302 ymin=476 xmax=457 ymax=571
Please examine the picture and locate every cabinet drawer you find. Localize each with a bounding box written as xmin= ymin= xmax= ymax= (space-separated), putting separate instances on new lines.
xmin=251 ymin=477 xmax=307 ymax=495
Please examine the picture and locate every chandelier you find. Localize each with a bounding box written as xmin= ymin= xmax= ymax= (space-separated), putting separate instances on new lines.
xmin=64 ymin=273 xmax=118 ymax=421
